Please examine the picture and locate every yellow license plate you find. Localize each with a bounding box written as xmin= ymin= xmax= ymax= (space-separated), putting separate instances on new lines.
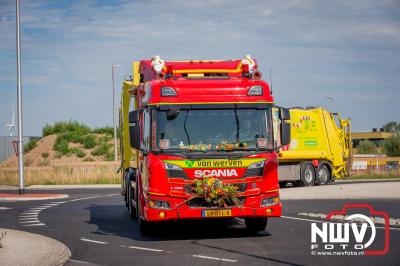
xmin=202 ymin=209 xmax=232 ymax=217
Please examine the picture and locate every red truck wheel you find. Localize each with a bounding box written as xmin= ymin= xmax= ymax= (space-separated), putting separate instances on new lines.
xmin=245 ymin=217 xmax=268 ymax=232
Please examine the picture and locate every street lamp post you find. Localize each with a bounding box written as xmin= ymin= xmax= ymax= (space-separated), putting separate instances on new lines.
xmin=16 ymin=0 xmax=25 ymax=194
xmin=112 ymin=64 xmax=121 ymax=171
xmin=327 ymin=96 xmax=333 ymax=110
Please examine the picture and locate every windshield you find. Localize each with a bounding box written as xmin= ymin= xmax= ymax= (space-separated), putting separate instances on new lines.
xmin=155 ymin=108 xmax=273 ymax=152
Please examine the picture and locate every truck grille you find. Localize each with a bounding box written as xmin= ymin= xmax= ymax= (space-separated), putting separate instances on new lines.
xmin=232 ymin=183 xmax=247 ymax=192
xmin=243 ymin=168 xmax=263 ymax=177
xmin=186 ymin=197 xmax=245 ymax=208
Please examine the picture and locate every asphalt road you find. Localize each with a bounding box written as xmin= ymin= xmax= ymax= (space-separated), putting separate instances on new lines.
xmin=0 ymin=188 xmax=399 ymax=266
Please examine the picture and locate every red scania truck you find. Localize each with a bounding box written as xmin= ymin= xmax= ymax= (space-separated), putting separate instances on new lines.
xmin=119 ymin=56 xmax=290 ymax=235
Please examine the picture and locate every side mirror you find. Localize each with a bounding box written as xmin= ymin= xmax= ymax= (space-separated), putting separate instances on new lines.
xmin=280 ymin=108 xmax=290 ymax=121
xmin=280 ymin=122 xmax=291 ymax=146
xmin=279 ymin=107 xmax=291 ymax=147
xmin=129 ymin=124 xmax=140 ymax=149
xmin=129 ymin=110 xmax=139 ymax=123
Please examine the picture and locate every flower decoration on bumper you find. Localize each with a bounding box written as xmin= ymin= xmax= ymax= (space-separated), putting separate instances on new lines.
xmin=192 ymin=176 xmax=242 ymax=207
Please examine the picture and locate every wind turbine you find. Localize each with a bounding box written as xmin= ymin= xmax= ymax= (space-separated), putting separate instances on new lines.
xmin=5 ymin=106 xmax=15 ymax=136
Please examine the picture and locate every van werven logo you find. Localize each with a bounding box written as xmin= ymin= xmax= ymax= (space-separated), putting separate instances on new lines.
xmin=310 ymin=204 xmax=390 ymax=256
xmin=184 ymin=160 xmax=195 ymax=168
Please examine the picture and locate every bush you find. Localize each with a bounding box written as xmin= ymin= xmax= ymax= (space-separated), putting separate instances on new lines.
xmin=41 ymin=152 xmax=49 ymax=159
xmin=24 ymin=139 xmax=38 ymax=153
xmin=93 ymin=126 xmax=120 ymax=138
xmin=357 ymin=140 xmax=378 ymax=154
xmin=382 ymin=135 xmax=400 ymax=157
xmin=43 ymin=121 xmax=91 ymax=137
xmin=104 ymin=150 xmax=114 ymax=161
xmin=53 ymin=138 xmax=70 ymax=155
xmin=98 ymin=135 xmax=112 ymax=144
xmin=71 ymin=148 xmax=86 ymax=158
xmin=91 ymin=143 xmax=110 ymax=156
xmin=81 ymin=135 xmax=96 ymax=149
xmin=93 ymin=126 xmax=114 ymax=135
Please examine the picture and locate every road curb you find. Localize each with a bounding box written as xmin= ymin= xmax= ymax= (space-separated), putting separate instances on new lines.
xmin=0 ymin=228 xmax=71 ymax=266
xmin=0 ymin=193 xmax=69 ymax=202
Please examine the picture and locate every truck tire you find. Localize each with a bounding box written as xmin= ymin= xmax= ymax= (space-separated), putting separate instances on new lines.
xmin=299 ymin=162 xmax=315 ymax=186
xmin=279 ymin=181 xmax=288 ymax=188
xmin=316 ymin=164 xmax=331 ymax=185
xmin=245 ymin=217 xmax=268 ymax=232
xmin=124 ymin=173 xmax=129 ymax=208
xmin=128 ymin=184 xmax=137 ymax=219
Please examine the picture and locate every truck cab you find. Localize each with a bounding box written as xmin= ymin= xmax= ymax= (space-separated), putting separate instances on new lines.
xmin=120 ymin=56 xmax=290 ymax=235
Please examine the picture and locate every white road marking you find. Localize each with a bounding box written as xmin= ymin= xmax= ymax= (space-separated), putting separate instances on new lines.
xmin=106 ymin=193 xmax=119 ymax=197
xmin=19 ymin=214 xmax=38 ymax=218
xmin=23 ymin=223 xmax=45 ymax=226
xmin=124 ymin=245 xmax=164 ymax=252
xmin=80 ymin=238 xmax=108 ymax=245
xmin=69 ymin=259 xmax=90 ymax=264
xmin=19 ymin=220 xmax=40 ymax=223
xmin=51 ymin=201 xmax=65 ymax=204
xmin=282 ymin=215 xmax=400 ymax=231
xmin=193 ymin=254 xmax=237 ymax=263
xmin=19 ymin=217 xmax=39 ymax=220
xmin=68 ymin=196 xmax=101 ymax=202
xmin=298 ymin=212 xmax=400 ymax=226
xmin=41 ymin=204 xmax=60 ymax=206
xmin=0 ymin=207 xmax=12 ymax=210
xmin=21 ymin=212 xmax=40 ymax=215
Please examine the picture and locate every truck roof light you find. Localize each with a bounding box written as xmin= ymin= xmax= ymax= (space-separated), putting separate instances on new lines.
xmin=161 ymin=87 xmax=177 ymax=97
xmin=248 ymin=85 xmax=263 ymax=96
xmin=253 ymin=70 xmax=262 ymax=80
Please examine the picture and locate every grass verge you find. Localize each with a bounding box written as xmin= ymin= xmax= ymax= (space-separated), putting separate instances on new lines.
xmin=0 ymin=164 xmax=119 ymax=186
xmin=343 ymin=171 xmax=400 ymax=180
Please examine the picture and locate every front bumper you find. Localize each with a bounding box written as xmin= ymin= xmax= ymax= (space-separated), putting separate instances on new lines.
xmin=143 ymin=203 xmax=282 ymax=222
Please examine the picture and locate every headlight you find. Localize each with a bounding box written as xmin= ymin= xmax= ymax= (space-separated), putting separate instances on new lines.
xmin=248 ymin=160 xmax=265 ymax=169
xmin=247 ymin=85 xmax=263 ymax=96
xmin=161 ymin=86 xmax=177 ymax=96
xmin=148 ymin=199 xmax=170 ymax=209
xmin=164 ymin=163 xmax=188 ymax=179
xmin=164 ymin=163 xmax=183 ymax=170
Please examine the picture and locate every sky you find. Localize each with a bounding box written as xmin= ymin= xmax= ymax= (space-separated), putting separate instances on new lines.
xmin=0 ymin=0 xmax=399 ymax=136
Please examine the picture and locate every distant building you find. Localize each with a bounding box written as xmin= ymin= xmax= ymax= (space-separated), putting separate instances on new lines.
xmin=351 ymin=128 xmax=394 ymax=154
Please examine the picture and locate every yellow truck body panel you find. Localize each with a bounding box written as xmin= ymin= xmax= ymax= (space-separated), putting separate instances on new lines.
xmin=280 ymin=107 xmax=351 ymax=179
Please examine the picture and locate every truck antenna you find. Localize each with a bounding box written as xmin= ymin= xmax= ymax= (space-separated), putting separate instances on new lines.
xmin=269 ymin=66 xmax=273 ymax=95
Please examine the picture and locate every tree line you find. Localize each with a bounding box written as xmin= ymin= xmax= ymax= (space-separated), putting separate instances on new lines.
xmin=357 ymin=121 xmax=400 ymax=156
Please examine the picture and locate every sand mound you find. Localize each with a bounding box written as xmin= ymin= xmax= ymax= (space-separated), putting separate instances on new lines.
xmin=0 ymin=134 xmax=108 ymax=168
